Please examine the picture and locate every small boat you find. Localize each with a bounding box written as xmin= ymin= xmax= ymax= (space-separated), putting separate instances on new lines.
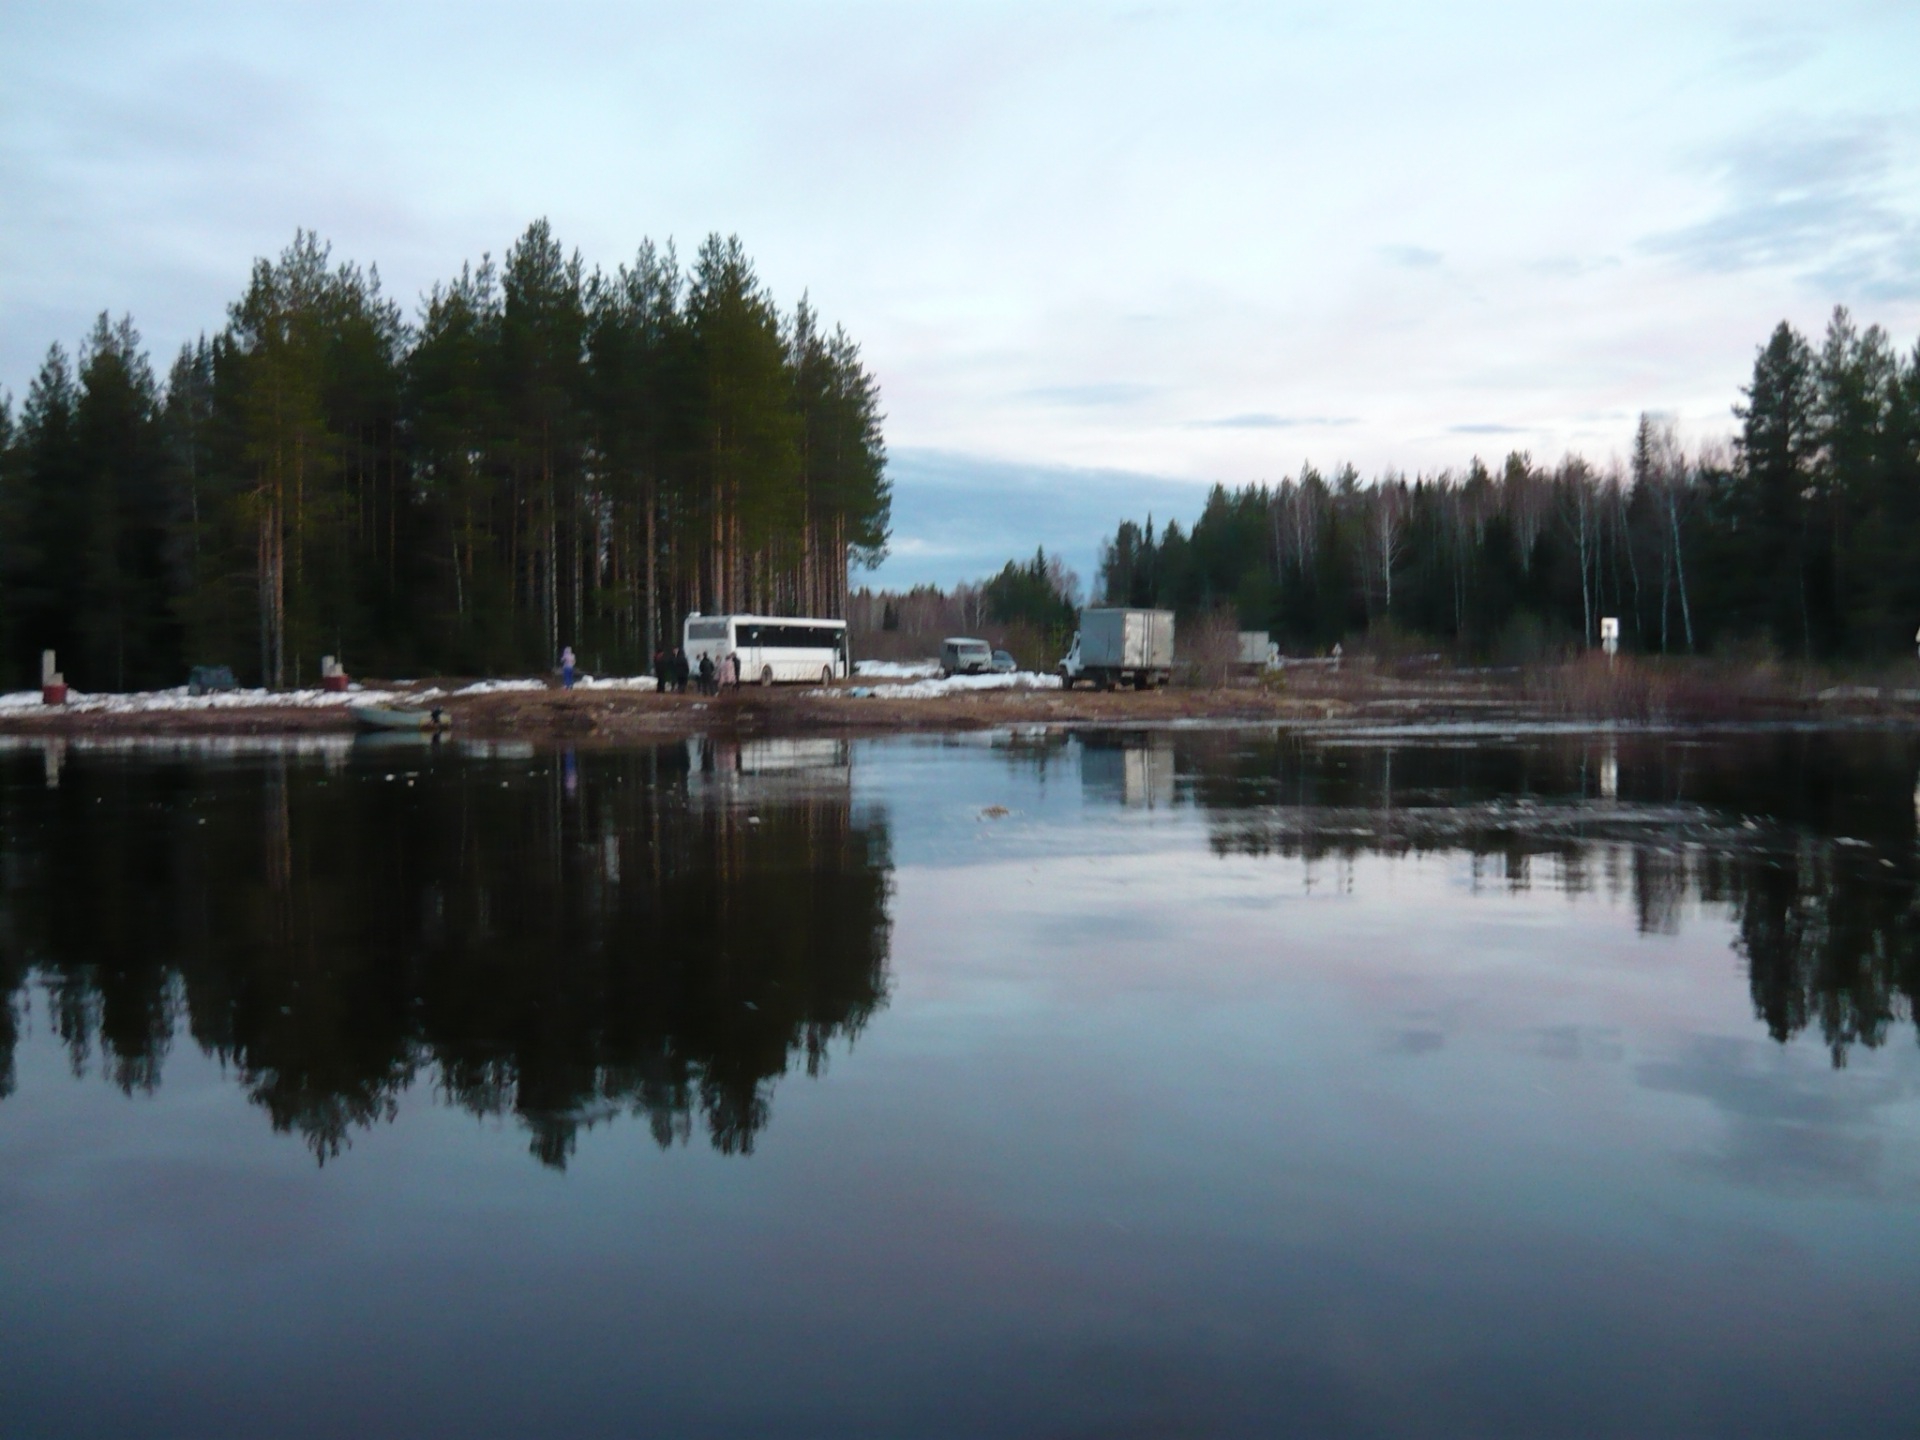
xmin=350 ymin=703 xmax=450 ymax=732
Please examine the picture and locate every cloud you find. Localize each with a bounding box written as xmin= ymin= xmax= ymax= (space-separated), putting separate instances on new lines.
xmin=1642 ymin=118 xmax=1920 ymax=302
xmin=1449 ymin=423 xmax=1525 ymax=435
xmin=1020 ymin=382 xmax=1158 ymax=408
xmin=1380 ymin=244 xmax=1443 ymax=269
xmin=1383 ymin=1028 xmax=1445 ymax=1056
xmin=1190 ymin=413 xmax=1359 ymax=430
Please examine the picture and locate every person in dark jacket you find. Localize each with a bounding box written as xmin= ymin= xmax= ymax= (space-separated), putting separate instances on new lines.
xmin=653 ymin=648 xmax=669 ymax=692
xmin=698 ymin=652 xmax=715 ymax=695
xmin=673 ymin=648 xmax=690 ymax=693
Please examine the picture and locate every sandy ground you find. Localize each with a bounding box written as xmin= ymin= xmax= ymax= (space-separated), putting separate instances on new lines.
xmin=3 ymin=662 xmax=1915 ymax=742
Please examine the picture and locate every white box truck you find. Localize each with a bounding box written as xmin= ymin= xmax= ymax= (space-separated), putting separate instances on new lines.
xmin=1236 ymin=631 xmax=1277 ymax=671
xmin=1058 ymin=608 xmax=1176 ymax=690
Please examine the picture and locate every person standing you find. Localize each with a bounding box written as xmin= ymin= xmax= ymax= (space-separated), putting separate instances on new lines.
xmin=718 ymin=651 xmax=737 ymax=689
xmin=560 ymin=645 xmax=576 ymax=689
xmin=653 ymin=647 xmax=669 ymax=693
xmin=673 ymin=648 xmax=690 ymax=693
xmin=698 ymin=652 xmax=715 ymax=695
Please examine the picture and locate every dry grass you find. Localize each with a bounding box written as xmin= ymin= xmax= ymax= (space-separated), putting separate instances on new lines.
xmin=1174 ymin=608 xmax=1245 ymax=689
xmin=1526 ymin=655 xmax=1810 ymax=721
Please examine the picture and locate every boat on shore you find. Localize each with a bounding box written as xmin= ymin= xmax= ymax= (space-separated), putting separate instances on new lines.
xmin=350 ymin=703 xmax=450 ymax=732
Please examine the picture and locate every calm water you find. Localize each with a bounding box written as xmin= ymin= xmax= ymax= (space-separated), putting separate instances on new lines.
xmin=2 ymin=727 xmax=1919 ymax=1438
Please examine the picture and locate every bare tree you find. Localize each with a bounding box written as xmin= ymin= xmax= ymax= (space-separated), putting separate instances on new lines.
xmin=1558 ymin=458 xmax=1599 ymax=646
xmin=1633 ymin=413 xmax=1696 ymax=653
xmin=1370 ymin=476 xmax=1407 ymax=616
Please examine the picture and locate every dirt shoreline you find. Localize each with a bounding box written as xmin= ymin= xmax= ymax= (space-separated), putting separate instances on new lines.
xmin=4 ymin=667 xmax=1916 ymax=742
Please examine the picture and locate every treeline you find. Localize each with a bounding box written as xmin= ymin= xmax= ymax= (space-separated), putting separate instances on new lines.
xmin=0 ymin=223 xmax=888 ymax=689
xmin=1099 ymin=309 xmax=1920 ymax=661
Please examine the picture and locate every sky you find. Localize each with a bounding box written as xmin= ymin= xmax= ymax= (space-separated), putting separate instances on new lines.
xmin=3 ymin=0 xmax=1917 ymax=590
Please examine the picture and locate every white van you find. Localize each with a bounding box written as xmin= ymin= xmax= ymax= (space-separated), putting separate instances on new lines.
xmin=940 ymin=637 xmax=993 ymax=678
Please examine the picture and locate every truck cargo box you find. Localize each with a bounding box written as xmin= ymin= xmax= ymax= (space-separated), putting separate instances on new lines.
xmin=1078 ymin=608 xmax=1176 ymax=670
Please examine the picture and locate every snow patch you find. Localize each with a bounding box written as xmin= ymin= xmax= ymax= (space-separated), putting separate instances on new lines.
xmin=1 ymin=686 xmax=404 ymax=714
xmin=576 ymin=675 xmax=658 ymax=692
xmin=450 ymin=679 xmax=548 ymax=696
xmin=836 ymin=671 xmax=1064 ymax=699
xmin=853 ymin=659 xmax=941 ymax=679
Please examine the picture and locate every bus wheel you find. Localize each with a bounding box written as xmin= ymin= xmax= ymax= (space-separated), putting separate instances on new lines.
xmin=760 ymin=666 xmax=774 ymax=687
xmin=820 ymin=667 xmax=833 ymax=687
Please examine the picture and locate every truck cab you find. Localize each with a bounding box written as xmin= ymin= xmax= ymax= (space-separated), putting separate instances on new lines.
xmin=1058 ymin=631 xmax=1086 ymax=685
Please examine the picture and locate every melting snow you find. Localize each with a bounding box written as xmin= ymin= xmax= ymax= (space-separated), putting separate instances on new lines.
xmin=576 ymin=675 xmax=658 ymax=692
xmin=826 ymin=671 xmax=1063 ymax=699
xmin=0 ymin=686 xmax=403 ymax=714
xmin=449 ymin=679 xmax=548 ymax=696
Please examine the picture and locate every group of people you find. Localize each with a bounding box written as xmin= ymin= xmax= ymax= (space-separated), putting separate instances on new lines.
xmin=554 ymin=644 xmax=742 ymax=696
xmin=652 ymin=647 xmax=738 ymax=696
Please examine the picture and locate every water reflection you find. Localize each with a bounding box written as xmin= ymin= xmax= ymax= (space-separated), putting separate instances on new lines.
xmin=6 ymin=726 xmax=1918 ymax=1168
xmin=0 ymin=738 xmax=891 ymax=1165
xmin=1060 ymin=728 xmax=1920 ymax=1066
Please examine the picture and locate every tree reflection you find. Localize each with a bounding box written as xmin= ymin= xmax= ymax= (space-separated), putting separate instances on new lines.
xmin=1082 ymin=729 xmax=1920 ymax=1067
xmin=0 ymin=739 xmax=891 ymax=1166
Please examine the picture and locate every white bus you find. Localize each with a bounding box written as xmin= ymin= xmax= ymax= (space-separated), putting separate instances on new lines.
xmin=682 ymin=613 xmax=850 ymax=685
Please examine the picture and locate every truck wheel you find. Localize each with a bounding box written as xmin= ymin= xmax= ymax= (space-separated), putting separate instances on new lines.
xmin=1134 ymin=673 xmax=1149 ymax=691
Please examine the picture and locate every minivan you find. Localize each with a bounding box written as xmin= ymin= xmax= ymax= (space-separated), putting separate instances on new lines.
xmin=939 ymin=637 xmax=993 ymax=677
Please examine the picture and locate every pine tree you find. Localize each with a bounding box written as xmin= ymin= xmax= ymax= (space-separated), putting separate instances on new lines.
xmin=411 ymin=258 xmax=508 ymax=668
xmin=73 ymin=314 xmax=175 ymax=688
xmin=501 ymin=220 xmax=586 ymax=664
xmin=1812 ymin=307 xmax=1899 ymax=650
xmin=587 ymin=240 xmax=685 ymax=660
xmin=9 ymin=347 xmax=83 ymax=682
xmin=687 ymin=235 xmax=800 ymax=616
xmin=1733 ymin=321 xmax=1819 ymax=655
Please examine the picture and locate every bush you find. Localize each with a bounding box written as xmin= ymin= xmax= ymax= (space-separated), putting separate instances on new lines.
xmin=1176 ymin=607 xmax=1242 ymax=689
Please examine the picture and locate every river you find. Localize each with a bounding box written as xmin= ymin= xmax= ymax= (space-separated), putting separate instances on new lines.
xmin=2 ymin=727 xmax=1917 ymax=1437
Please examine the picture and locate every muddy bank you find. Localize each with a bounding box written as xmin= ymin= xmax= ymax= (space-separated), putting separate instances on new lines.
xmin=4 ymin=663 xmax=1916 ymax=742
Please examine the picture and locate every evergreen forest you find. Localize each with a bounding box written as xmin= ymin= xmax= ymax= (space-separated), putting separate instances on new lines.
xmin=0 ymin=223 xmax=889 ymax=690
xmin=1098 ymin=309 xmax=1920 ymax=663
